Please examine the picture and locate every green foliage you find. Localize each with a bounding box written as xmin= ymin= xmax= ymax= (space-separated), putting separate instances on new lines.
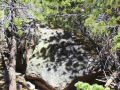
xmin=16 ymin=30 xmax=24 ymax=37
xmin=28 ymin=0 xmax=83 ymax=29
xmin=75 ymin=81 xmax=110 ymax=90
xmin=108 ymin=16 xmax=117 ymax=26
xmin=3 ymin=21 xmax=9 ymax=28
xmin=113 ymin=33 xmax=120 ymax=51
xmin=0 ymin=9 xmax=4 ymax=20
xmin=0 ymin=0 xmax=119 ymax=51
xmin=24 ymin=0 xmax=119 ymax=37
xmin=84 ymin=0 xmax=119 ymax=35
xmin=20 ymin=0 xmax=119 ymax=52
xmin=22 ymin=0 xmax=31 ymax=4
xmin=14 ymin=18 xmax=22 ymax=28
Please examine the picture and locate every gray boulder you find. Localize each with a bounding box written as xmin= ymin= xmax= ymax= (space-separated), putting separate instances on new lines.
xmin=26 ymin=28 xmax=97 ymax=90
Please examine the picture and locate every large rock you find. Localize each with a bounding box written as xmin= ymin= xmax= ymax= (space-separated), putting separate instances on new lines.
xmin=26 ymin=28 xmax=97 ymax=90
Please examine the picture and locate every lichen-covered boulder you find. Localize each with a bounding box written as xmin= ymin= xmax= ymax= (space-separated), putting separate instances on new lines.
xmin=26 ymin=28 xmax=96 ymax=90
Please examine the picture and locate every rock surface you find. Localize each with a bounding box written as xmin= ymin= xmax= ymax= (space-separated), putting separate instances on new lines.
xmin=26 ymin=28 xmax=97 ymax=90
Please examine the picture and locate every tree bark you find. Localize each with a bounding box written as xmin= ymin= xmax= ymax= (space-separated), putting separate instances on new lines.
xmin=8 ymin=36 xmax=16 ymax=90
xmin=8 ymin=0 xmax=17 ymax=89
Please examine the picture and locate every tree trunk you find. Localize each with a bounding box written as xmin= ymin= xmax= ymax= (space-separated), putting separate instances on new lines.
xmin=8 ymin=0 xmax=17 ymax=89
xmin=8 ymin=36 xmax=16 ymax=90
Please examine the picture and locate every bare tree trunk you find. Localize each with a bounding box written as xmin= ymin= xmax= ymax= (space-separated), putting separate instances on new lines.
xmin=8 ymin=36 xmax=16 ymax=90
xmin=8 ymin=0 xmax=17 ymax=89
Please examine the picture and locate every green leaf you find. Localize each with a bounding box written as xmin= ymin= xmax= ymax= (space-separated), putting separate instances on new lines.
xmin=81 ymin=83 xmax=90 ymax=90
xmin=108 ymin=16 xmax=117 ymax=26
xmin=92 ymin=84 xmax=104 ymax=90
xmin=22 ymin=0 xmax=30 ymax=4
xmin=75 ymin=81 xmax=91 ymax=90
xmin=16 ymin=30 xmax=24 ymax=37
xmin=3 ymin=21 xmax=9 ymax=28
xmin=106 ymin=9 xmax=112 ymax=14
xmin=0 ymin=9 xmax=4 ymax=20
xmin=23 ymin=18 xmax=30 ymax=23
xmin=14 ymin=17 xmax=22 ymax=27
xmin=84 ymin=15 xmax=96 ymax=27
xmin=75 ymin=81 xmax=108 ymax=90
xmin=113 ymin=43 xmax=120 ymax=51
xmin=107 ymin=0 xmax=113 ymax=5
xmin=93 ymin=9 xmax=99 ymax=17
xmin=34 ymin=11 xmax=45 ymax=21
xmin=75 ymin=81 xmax=83 ymax=90
xmin=113 ymin=33 xmax=120 ymax=43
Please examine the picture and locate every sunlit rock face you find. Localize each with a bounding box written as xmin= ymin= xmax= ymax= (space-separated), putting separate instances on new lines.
xmin=26 ymin=28 xmax=96 ymax=90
